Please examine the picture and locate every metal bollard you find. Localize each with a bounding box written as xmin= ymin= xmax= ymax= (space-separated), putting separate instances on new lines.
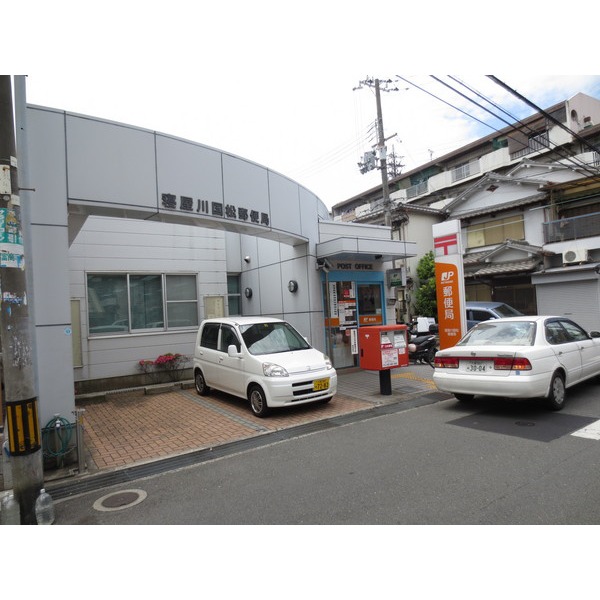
xmin=73 ymin=408 xmax=86 ymax=474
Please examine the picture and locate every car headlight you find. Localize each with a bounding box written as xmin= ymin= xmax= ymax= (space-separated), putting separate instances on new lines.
xmin=323 ymin=354 xmax=333 ymax=369
xmin=263 ymin=362 xmax=289 ymax=377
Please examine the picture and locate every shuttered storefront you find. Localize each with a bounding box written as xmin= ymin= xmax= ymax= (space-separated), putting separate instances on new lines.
xmin=535 ymin=276 xmax=600 ymax=331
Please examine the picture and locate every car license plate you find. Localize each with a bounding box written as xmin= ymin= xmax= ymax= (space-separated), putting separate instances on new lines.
xmin=313 ymin=378 xmax=330 ymax=391
xmin=463 ymin=360 xmax=490 ymax=373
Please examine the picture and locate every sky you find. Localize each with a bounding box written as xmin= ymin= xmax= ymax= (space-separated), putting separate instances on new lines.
xmin=7 ymin=1 xmax=600 ymax=213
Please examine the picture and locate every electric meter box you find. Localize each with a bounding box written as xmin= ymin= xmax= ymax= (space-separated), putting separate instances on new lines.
xmin=358 ymin=324 xmax=409 ymax=371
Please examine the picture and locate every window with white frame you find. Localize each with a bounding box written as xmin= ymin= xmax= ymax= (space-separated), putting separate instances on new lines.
xmin=87 ymin=273 xmax=198 ymax=335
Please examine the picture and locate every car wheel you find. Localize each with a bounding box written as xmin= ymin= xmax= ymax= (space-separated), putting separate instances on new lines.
xmin=319 ymin=396 xmax=333 ymax=405
xmin=454 ymin=393 xmax=474 ymax=402
xmin=249 ymin=384 xmax=270 ymax=418
xmin=546 ymin=372 xmax=566 ymax=411
xmin=194 ymin=369 xmax=210 ymax=396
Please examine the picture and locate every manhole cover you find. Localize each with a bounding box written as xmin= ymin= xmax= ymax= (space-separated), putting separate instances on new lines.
xmin=93 ymin=489 xmax=147 ymax=512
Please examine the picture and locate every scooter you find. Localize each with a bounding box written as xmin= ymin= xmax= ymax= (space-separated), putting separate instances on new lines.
xmin=407 ymin=326 xmax=438 ymax=366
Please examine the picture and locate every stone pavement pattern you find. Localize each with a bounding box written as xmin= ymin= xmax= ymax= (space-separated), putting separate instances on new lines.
xmin=77 ymin=366 xmax=438 ymax=473
xmin=81 ymin=389 xmax=372 ymax=471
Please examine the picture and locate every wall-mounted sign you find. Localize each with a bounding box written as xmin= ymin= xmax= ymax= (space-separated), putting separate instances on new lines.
xmin=161 ymin=193 xmax=270 ymax=228
xmin=0 ymin=208 xmax=25 ymax=269
xmin=387 ymin=268 xmax=406 ymax=287
xmin=338 ymin=299 xmax=357 ymax=327
xmin=204 ymin=296 xmax=225 ymax=319
xmin=332 ymin=262 xmax=374 ymax=271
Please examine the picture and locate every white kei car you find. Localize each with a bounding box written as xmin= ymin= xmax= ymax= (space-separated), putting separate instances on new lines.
xmin=193 ymin=317 xmax=337 ymax=417
xmin=433 ymin=316 xmax=600 ymax=410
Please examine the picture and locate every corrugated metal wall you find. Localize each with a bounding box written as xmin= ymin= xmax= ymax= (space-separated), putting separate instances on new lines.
xmin=536 ymin=278 xmax=600 ymax=331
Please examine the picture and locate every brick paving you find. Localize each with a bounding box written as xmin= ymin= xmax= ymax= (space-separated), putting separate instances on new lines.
xmin=80 ymin=389 xmax=372 ymax=471
xmin=77 ymin=365 xmax=437 ymax=473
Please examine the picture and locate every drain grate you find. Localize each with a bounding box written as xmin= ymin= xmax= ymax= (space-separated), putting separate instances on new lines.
xmin=93 ymin=489 xmax=147 ymax=512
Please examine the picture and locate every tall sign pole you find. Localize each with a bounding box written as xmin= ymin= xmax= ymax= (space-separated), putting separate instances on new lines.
xmin=0 ymin=75 xmax=43 ymax=524
xmin=432 ymin=220 xmax=467 ymax=350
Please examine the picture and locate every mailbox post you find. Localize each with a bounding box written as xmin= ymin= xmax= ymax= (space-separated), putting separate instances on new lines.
xmin=358 ymin=324 xmax=409 ymax=395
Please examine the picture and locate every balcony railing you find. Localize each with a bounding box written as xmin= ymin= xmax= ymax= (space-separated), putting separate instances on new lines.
xmin=543 ymin=211 xmax=600 ymax=243
xmin=451 ymin=160 xmax=480 ymax=183
xmin=406 ymin=180 xmax=428 ymax=199
xmin=511 ymin=132 xmax=550 ymax=160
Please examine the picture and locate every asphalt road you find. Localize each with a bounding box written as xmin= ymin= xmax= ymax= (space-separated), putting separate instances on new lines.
xmin=52 ymin=378 xmax=600 ymax=525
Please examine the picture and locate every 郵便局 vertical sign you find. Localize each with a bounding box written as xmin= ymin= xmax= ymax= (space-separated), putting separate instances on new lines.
xmin=432 ymin=220 xmax=467 ymax=350
xmin=435 ymin=262 xmax=463 ymax=349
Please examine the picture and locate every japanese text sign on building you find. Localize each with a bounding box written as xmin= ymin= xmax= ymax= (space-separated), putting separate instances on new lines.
xmin=161 ymin=193 xmax=270 ymax=228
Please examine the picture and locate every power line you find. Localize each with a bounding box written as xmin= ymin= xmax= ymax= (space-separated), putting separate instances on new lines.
xmin=447 ymin=75 xmax=600 ymax=178
xmin=429 ymin=76 xmax=600 ymax=215
xmin=488 ymin=75 xmax=600 ymax=155
xmin=431 ymin=75 xmax=519 ymax=130
xmin=398 ymin=74 xmax=600 ymax=183
xmin=290 ymin=129 xmax=369 ymax=178
xmin=396 ymin=74 xmax=496 ymax=133
xmin=433 ymin=76 xmax=600 ymax=180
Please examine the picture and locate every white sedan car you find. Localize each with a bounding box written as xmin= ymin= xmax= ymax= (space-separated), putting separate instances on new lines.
xmin=433 ymin=316 xmax=600 ymax=410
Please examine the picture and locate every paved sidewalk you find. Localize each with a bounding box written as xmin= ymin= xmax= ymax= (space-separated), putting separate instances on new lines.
xmin=59 ymin=364 xmax=442 ymax=478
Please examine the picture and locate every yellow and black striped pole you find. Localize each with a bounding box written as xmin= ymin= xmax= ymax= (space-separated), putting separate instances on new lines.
xmin=5 ymin=397 xmax=41 ymax=456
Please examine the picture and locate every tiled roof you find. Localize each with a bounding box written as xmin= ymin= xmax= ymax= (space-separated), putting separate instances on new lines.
xmin=465 ymin=257 xmax=542 ymax=277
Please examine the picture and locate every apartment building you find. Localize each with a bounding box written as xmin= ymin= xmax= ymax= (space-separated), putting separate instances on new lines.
xmin=332 ymin=92 xmax=600 ymax=329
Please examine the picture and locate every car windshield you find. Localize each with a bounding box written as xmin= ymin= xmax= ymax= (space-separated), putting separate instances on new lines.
xmin=240 ymin=322 xmax=311 ymax=355
xmin=493 ymin=304 xmax=522 ymax=317
xmin=457 ymin=321 xmax=536 ymax=347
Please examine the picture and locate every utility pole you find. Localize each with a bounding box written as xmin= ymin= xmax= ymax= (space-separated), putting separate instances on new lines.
xmin=374 ymin=79 xmax=391 ymax=226
xmin=0 ymin=75 xmax=43 ymax=524
xmin=354 ymin=77 xmax=406 ymax=227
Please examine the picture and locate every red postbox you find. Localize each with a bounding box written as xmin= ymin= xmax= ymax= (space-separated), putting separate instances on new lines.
xmin=358 ymin=324 xmax=409 ymax=394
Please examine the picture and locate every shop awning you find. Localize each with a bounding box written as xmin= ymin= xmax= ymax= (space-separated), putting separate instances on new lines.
xmin=316 ymin=236 xmax=417 ymax=263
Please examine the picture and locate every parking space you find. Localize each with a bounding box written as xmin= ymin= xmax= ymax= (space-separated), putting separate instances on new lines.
xmin=75 ymin=365 xmax=438 ymax=473
xmin=79 ymin=388 xmax=371 ymax=472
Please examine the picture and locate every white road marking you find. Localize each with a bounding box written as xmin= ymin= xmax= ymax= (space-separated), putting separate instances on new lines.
xmin=572 ymin=419 xmax=600 ymax=440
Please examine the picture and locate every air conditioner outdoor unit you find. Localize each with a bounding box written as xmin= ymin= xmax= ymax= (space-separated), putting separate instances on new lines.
xmin=562 ymin=248 xmax=588 ymax=264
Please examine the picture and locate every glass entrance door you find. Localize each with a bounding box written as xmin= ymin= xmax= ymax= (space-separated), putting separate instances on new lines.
xmin=324 ymin=280 xmax=357 ymax=368
xmin=357 ymin=283 xmax=383 ymax=325
xmin=323 ymin=279 xmax=385 ymax=369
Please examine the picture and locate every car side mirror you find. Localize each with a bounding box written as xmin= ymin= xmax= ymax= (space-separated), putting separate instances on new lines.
xmin=590 ymin=331 xmax=600 ymax=338
xmin=227 ymin=344 xmax=242 ymax=357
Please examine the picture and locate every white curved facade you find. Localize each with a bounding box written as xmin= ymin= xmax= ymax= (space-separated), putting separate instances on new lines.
xmin=19 ymin=95 xmax=415 ymax=425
